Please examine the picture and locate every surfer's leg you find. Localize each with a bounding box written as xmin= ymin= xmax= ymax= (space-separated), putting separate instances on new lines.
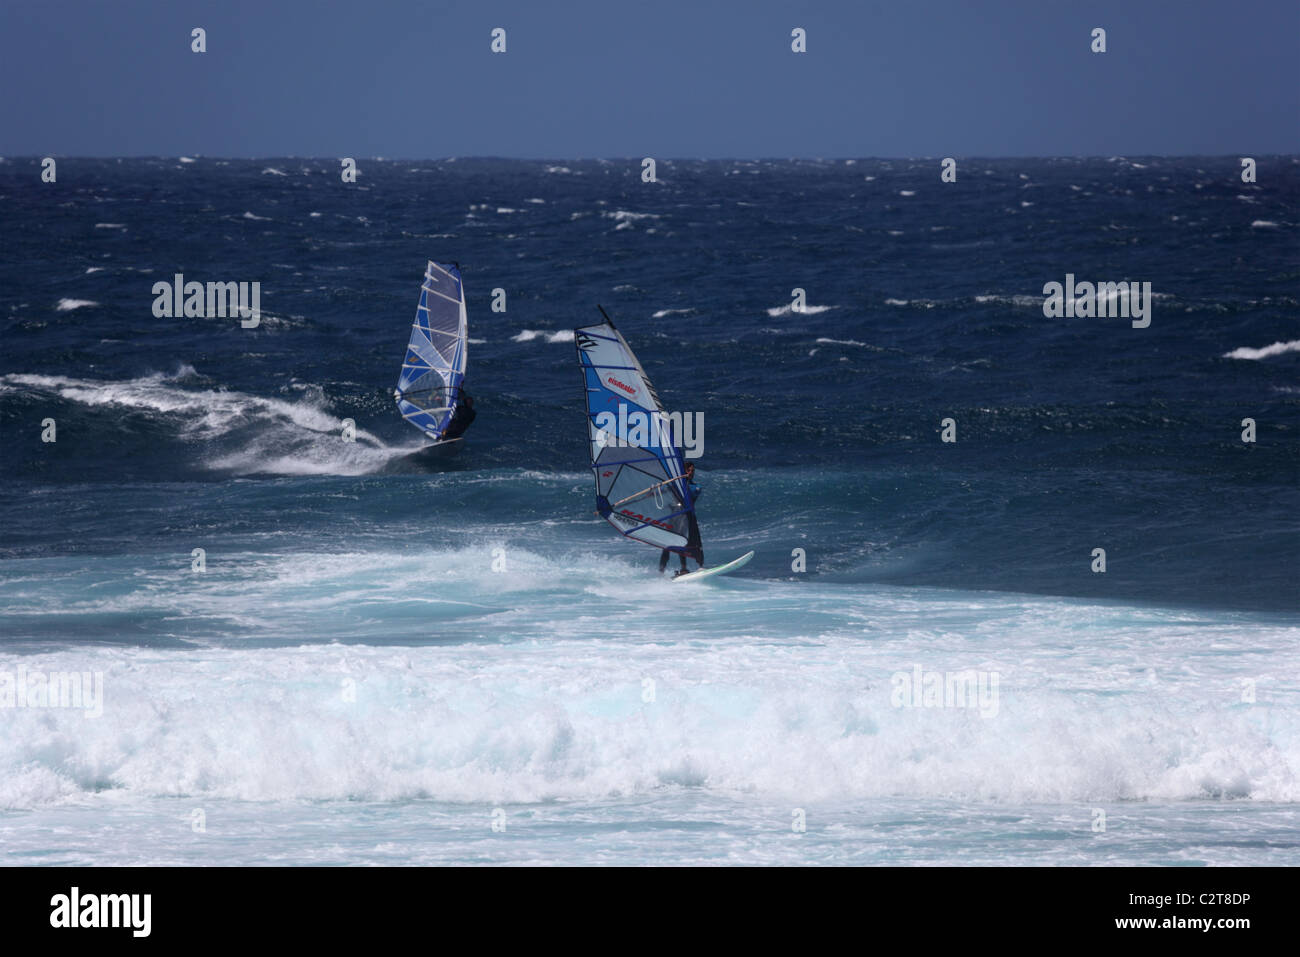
xmin=659 ymin=549 xmax=670 ymax=574
xmin=685 ymin=513 xmax=703 ymax=568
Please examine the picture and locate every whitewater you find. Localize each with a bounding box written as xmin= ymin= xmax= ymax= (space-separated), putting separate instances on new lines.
xmin=2 ymin=568 xmax=1297 ymax=864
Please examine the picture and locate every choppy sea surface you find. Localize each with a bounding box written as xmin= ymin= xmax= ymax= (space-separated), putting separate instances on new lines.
xmin=1 ymin=157 xmax=1297 ymax=865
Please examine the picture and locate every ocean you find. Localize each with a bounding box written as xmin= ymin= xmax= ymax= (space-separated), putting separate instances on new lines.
xmin=0 ymin=156 xmax=1297 ymax=865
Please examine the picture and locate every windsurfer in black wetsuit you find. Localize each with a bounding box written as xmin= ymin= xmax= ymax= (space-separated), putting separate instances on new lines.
xmin=442 ymin=386 xmax=476 ymax=440
xmin=659 ymin=461 xmax=704 ymax=576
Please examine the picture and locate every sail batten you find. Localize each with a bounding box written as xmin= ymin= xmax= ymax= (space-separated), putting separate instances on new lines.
xmin=394 ymin=260 xmax=468 ymax=440
xmin=575 ymin=314 xmax=694 ymax=552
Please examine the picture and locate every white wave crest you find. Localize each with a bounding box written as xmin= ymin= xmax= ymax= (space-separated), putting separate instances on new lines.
xmin=512 ymin=329 xmax=575 ymax=343
xmin=766 ymin=304 xmax=835 ymax=317
xmin=1223 ymin=340 xmax=1300 ymax=360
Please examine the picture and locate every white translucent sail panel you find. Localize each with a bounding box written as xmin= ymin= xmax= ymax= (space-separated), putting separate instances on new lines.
xmin=395 ymin=260 xmax=468 ymax=438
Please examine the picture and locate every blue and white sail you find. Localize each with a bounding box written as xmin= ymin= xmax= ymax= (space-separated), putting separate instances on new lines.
xmin=575 ymin=309 xmax=694 ymax=552
xmin=394 ymin=260 xmax=468 ymax=441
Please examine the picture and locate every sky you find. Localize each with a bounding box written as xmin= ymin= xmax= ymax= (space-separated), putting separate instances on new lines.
xmin=1 ymin=0 xmax=1296 ymax=158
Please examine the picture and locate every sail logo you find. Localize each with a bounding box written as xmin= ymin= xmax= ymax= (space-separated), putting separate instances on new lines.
xmin=151 ymin=273 xmax=261 ymax=328
xmin=606 ymin=375 xmax=637 ymax=396
xmin=593 ymin=404 xmax=704 ymax=458
xmin=0 ymin=666 xmax=104 ymax=718
xmin=49 ymin=887 xmax=151 ymax=937
xmin=1041 ymin=274 xmax=1152 ymax=328
xmin=620 ymin=508 xmax=674 ymax=530
xmin=890 ymin=665 xmax=1000 ymax=718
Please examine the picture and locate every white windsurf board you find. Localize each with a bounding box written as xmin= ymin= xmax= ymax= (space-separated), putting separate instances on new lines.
xmin=672 ymin=550 xmax=754 ymax=583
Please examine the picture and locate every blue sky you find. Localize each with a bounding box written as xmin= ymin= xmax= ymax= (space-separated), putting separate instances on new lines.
xmin=1 ymin=0 xmax=1295 ymax=157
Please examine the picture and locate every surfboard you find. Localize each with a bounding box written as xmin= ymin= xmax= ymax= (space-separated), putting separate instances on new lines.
xmin=672 ymin=550 xmax=754 ymax=583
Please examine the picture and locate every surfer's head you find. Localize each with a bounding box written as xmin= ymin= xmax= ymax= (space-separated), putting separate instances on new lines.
xmin=684 ymin=462 xmax=695 ymax=479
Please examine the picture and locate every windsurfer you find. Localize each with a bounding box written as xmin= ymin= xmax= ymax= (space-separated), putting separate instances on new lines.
xmin=659 ymin=461 xmax=704 ymax=576
xmin=443 ymin=387 xmax=476 ymax=440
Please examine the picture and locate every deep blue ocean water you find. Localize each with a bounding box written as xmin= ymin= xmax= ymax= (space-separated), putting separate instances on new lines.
xmin=0 ymin=156 xmax=1297 ymax=865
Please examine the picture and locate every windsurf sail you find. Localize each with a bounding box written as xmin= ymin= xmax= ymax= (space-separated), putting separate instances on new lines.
xmin=394 ymin=260 xmax=468 ymax=441
xmin=575 ymin=308 xmax=695 ymax=552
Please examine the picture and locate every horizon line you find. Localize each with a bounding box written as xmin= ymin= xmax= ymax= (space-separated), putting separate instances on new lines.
xmin=3 ymin=153 xmax=1297 ymax=163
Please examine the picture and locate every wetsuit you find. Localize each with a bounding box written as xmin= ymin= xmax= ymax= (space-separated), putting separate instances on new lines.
xmin=659 ymin=475 xmax=703 ymax=574
xmin=442 ymin=391 xmax=476 ymax=440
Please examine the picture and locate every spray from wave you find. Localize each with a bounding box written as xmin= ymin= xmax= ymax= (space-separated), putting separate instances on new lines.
xmin=0 ymin=368 xmax=424 ymax=476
